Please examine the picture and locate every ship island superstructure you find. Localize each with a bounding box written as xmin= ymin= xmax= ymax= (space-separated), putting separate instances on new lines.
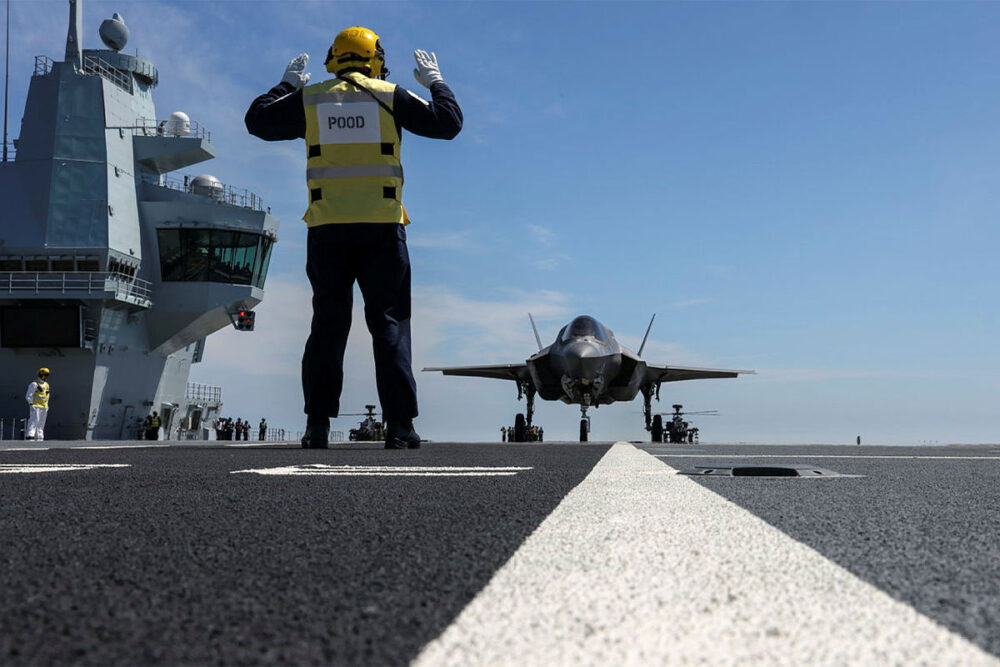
xmin=0 ymin=1 xmax=278 ymax=439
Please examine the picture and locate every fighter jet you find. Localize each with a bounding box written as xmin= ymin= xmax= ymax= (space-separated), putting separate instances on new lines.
xmin=423 ymin=314 xmax=755 ymax=441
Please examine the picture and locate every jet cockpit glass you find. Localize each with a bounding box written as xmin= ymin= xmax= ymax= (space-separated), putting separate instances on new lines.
xmin=560 ymin=315 xmax=610 ymax=343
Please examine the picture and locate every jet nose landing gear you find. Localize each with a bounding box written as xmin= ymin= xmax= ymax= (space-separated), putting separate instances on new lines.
xmin=579 ymin=396 xmax=592 ymax=442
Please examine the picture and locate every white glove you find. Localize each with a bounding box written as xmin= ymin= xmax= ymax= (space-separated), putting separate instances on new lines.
xmin=412 ymin=49 xmax=443 ymax=88
xmin=282 ymin=53 xmax=311 ymax=89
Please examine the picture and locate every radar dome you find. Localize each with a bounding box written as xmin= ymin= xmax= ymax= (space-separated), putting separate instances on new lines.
xmin=99 ymin=13 xmax=129 ymax=52
xmin=191 ymin=175 xmax=224 ymax=201
xmin=166 ymin=111 xmax=191 ymax=136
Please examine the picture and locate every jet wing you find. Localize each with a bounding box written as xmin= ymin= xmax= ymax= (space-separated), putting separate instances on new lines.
xmin=422 ymin=363 xmax=530 ymax=382
xmin=644 ymin=364 xmax=756 ymax=384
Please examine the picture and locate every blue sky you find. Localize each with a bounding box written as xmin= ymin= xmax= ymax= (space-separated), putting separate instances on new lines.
xmin=6 ymin=1 xmax=1000 ymax=443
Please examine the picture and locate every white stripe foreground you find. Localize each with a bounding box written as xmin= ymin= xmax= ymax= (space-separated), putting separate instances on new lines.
xmin=231 ymin=465 xmax=532 ymax=477
xmin=0 ymin=464 xmax=131 ymax=474
xmin=413 ymin=443 xmax=995 ymax=666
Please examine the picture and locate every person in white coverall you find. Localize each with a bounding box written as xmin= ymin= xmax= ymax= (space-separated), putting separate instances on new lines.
xmin=25 ymin=367 xmax=51 ymax=441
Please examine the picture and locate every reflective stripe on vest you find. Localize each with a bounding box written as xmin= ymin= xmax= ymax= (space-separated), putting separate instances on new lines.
xmin=32 ymin=382 xmax=49 ymax=409
xmin=306 ymin=165 xmax=403 ymax=180
xmin=302 ymin=90 xmax=394 ymax=107
xmin=302 ymin=72 xmax=406 ymax=226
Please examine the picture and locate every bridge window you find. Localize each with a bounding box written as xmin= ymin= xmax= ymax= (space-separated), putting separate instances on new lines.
xmin=157 ymin=229 xmax=273 ymax=287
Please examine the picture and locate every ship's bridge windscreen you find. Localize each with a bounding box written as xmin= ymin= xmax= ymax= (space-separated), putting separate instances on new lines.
xmin=157 ymin=229 xmax=273 ymax=288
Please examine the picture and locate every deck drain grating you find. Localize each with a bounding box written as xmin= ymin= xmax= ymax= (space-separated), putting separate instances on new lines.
xmin=677 ymin=465 xmax=860 ymax=478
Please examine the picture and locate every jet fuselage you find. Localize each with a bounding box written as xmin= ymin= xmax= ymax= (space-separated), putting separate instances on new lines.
xmin=526 ymin=315 xmax=646 ymax=406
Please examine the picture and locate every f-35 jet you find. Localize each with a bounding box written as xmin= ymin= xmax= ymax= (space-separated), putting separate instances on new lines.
xmin=423 ymin=314 xmax=754 ymax=441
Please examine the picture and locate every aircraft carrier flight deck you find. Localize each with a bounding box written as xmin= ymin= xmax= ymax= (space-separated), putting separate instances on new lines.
xmin=1 ymin=440 xmax=998 ymax=665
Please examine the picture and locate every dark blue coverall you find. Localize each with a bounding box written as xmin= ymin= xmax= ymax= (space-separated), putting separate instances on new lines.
xmin=245 ymin=78 xmax=462 ymax=422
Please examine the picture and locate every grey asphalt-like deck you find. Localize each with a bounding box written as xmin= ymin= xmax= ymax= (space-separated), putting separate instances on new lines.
xmin=1 ymin=441 xmax=997 ymax=665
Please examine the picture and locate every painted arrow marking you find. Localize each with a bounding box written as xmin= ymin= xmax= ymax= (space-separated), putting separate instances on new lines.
xmin=0 ymin=464 xmax=131 ymax=474
xmin=231 ymin=464 xmax=533 ymax=477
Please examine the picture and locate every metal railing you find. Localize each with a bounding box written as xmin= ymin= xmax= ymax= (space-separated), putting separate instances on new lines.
xmin=0 ymin=272 xmax=153 ymax=306
xmin=131 ymin=117 xmax=212 ymax=143
xmin=142 ymin=173 xmax=266 ymax=212
xmin=83 ymin=54 xmax=132 ymax=93
xmin=186 ymin=383 xmax=222 ymax=403
xmin=34 ymin=55 xmax=54 ymax=76
xmin=0 ymin=418 xmax=27 ymax=440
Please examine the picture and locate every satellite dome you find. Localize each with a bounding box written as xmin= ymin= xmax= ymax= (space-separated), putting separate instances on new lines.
xmin=191 ymin=175 xmax=224 ymax=201
xmin=166 ymin=111 xmax=191 ymax=136
xmin=99 ymin=13 xmax=129 ymax=52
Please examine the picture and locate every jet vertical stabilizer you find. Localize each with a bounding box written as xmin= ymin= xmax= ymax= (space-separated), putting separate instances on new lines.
xmin=638 ymin=313 xmax=655 ymax=357
xmin=529 ymin=313 xmax=543 ymax=351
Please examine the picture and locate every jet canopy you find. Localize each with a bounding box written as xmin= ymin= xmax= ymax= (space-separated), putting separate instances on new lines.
xmin=559 ymin=315 xmax=611 ymax=343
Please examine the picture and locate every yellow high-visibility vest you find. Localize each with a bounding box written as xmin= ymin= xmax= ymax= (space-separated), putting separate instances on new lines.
xmin=302 ymin=72 xmax=408 ymax=226
xmin=32 ymin=381 xmax=49 ymax=409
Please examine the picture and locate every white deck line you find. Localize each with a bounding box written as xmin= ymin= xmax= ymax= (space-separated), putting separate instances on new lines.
xmin=0 ymin=464 xmax=131 ymax=474
xmin=231 ymin=465 xmax=533 ymax=477
xmin=413 ymin=442 xmax=996 ymax=666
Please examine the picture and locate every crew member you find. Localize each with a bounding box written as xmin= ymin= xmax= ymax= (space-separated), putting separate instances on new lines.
xmin=25 ymin=368 xmax=51 ymax=441
xmin=259 ymin=418 xmax=267 ymax=441
xmin=246 ymin=27 xmax=462 ymax=449
xmin=145 ymin=411 xmax=161 ymax=441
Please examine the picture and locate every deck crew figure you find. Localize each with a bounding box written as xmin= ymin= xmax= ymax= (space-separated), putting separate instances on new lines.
xmin=246 ymin=27 xmax=462 ymax=449
xmin=25 ymin=368 xmax=51 ymax=441
xmin=145 ymin=411 xmax=161 ymax=440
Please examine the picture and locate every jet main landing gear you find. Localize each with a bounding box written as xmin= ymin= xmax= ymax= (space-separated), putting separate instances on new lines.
xmin=642 ymin=383 xmax=663 ymax=443
xmin=511 ymin=381 xmax=539 ymax=443
xmin=514 ymin=413 xmax=527 ymax=442
xmin=651 ymin=414 xmax=663 ymax=443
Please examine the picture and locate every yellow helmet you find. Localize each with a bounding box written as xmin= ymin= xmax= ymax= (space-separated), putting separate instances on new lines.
xmin=38 ymin=367 xmax=50 ymax=377
xmin=325 ymin=26 xmax=389 ymax=79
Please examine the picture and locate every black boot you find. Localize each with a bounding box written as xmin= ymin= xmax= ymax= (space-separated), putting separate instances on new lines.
xmin=301 ymin=416 xmax=330 ymax=449
xmin=385 ymin=420 xmax=421 ymax=449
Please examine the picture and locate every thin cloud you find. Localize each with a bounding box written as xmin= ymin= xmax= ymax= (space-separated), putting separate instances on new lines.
xmin=408 ymin=231 xmax=479 ymax=251
xmin=192 ymin=281 xmax=573 ymax=422
xmin=531 ymin=253 xmax=571 ymax=271
xmin=415 ymin=284 xmax=571 ymax=364
xmin=670 ymin=298 xmax=712 ymax=308
xmin=752 ymin=368 xmax=896 ymax=383
xmin=527 ymin=224 xmax=556 ymax=246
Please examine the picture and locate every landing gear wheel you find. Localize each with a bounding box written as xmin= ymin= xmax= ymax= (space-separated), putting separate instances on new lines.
xmin=514 ymin=413 xmax=526 ymax=443
xmin=580 ymin=418 xmax=588 ymax=442
xmin=651 ymin=414 xmax=663 ymax=443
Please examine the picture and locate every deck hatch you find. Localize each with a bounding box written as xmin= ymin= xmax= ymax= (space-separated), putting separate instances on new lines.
xmin=677 ymin=465 xmax=858 ymax=478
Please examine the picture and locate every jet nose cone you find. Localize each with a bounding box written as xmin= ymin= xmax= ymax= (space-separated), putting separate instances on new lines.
xmin=564 ymin=340 xmax=600 ymax=360
xmin=558 ymin=341 xmax=605 ymax=380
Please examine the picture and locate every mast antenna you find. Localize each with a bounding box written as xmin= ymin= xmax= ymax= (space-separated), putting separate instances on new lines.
xmin=65 ymin=0 xmax=83 ymax=71
xmin=3 ymin=0 xmax=10 ymax=163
